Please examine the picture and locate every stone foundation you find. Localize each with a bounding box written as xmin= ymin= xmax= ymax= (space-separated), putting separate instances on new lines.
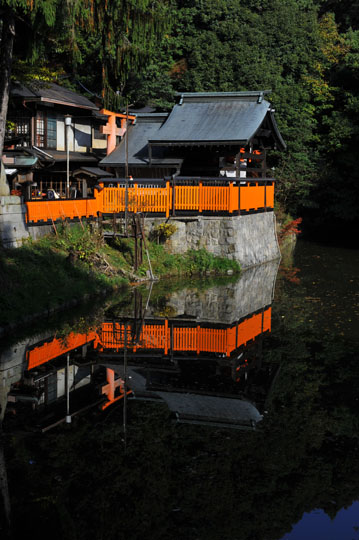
xmin=0 ymin=196 xmax=30 ymax=248
xmin=0 ymin=196 xmax=53 ymax=248
xmin=145 ymin=211 xmax=280 ymax=269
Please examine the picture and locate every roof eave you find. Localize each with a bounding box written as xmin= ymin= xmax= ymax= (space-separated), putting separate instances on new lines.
xmin=149 ymin=140 xmax=249 ymax=147
xmin=23 ymin=97 xmax=98 ymax=111
xmin=268 ymin=111 xmax=286 ymax=151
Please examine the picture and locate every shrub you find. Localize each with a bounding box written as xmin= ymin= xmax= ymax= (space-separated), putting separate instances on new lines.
xmin=150 ymin=222 xmax=177 ymax=243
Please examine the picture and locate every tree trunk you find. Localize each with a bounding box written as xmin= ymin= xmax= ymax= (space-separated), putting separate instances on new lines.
xmin=0 ymin=10 xmax=15 ymax=159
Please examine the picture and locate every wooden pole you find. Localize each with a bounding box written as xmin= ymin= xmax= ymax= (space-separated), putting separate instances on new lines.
xmin=140 ymin=220 xmax=155 ymax=280
xmin=125 ymin=102 xmax=129 ymax=236
xmin=123 ymin=322 xmax=128 ymax=451
xmin=133 ymin=215 xmax=138 ymax=271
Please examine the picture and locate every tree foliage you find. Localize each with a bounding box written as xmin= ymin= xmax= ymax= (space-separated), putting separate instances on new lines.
xmin=1 ymin=0 xmax=359 ymax=233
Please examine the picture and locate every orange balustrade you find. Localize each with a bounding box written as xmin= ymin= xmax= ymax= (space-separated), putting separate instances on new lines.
xmin=102 ymin=184 xmax=170 ymax=216
xmin=240 ymin=182 xmax=264 ymax=211
xmin=26 ymin=198 xmax=99 ymax=224
xmin=26 ymin=180 xmax=274 ymax=223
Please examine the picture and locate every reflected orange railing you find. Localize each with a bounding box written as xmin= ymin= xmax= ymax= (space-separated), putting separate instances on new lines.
xmin=26 ymin=309 xmax=271 ymax=371
xmin=25 ymin=180 xmax=275 ymax=223
xmin=99 ymin=308 xmax=271 ymax=357
xmin=27 ymin=332 xmax=98 ymax=370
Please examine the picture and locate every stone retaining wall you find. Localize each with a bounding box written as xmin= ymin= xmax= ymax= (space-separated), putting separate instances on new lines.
xmin=1 ymin=198 xmax=281 ymax=268
xmin=0 ymin=196 xmax=53 ymax=248
xmin=0 ymin=196 xmax=30 ymax=248
xmin=145 ymin=211 xmax=280 ymax=269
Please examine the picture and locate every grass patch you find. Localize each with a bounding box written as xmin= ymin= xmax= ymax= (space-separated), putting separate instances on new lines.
xmin=0 ymin=225 xmax=240 ymax=328
xmin=140 ymin=244 xmax=241 ymax=278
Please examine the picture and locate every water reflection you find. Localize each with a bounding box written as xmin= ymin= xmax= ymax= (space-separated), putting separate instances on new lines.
xmin=0 ymin=261 xmax=278 ymax=432
xmin=1 ymin=249 xmax=358 ymax=540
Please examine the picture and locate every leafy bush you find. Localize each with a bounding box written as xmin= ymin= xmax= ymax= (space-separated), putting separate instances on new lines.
xmin=150 ymin=222 xmax=177 ymax=243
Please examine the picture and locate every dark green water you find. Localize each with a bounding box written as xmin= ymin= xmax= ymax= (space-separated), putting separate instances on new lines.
xmin=0 ymin=240 xmax=358 ymax=540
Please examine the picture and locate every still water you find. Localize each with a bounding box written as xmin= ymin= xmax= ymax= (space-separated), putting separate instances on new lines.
xmin=0 ymin=239 xmax=358 ymax=540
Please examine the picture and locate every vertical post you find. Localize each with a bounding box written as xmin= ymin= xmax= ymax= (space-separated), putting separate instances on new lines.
xmin=172 ymin=175 xmax=176 ymax=216
xmin=166 ymin=180 xmax=170 ymax=218
xmin=134 ymin=215 xmax=138 ymax=271
xmin=170 ymin=323 xmax=174 ymax=363
xmin=235 ymin=150 xmax=241 ymax=178
xmin=123 ymin=322 xmax=128 ymax=451
xmin=148 ymin=144 xmax=152 ymax=166
xmin=164 ymin=319 xmax=168 ymax=355
xmin=229 ymin=181 xmax=235 ymax=213
xmin=199 ymin=181 xmax=203 ymax=213
xmin=125 ymin=104 xmax=129 ymax=181
xmin=65 ymin=353 xmax=71 ymax=424
xmin=125 ymin=103 xmax=129 ymax=235
xmin=139 ymin=214 xmax=143 ymax=265
xmin=65 ymin=115 xmax=72 ymax=199
xmin=134 ymin=182 xmax=138 ymax=214
xmin=264 ymin=180 xmax=267 ymax=212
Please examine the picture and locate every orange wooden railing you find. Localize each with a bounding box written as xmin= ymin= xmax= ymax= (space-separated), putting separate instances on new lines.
xmin=26 ymin=198 xmax=99 ymax=224
xmin=25 ymin=180 xmax=275 ymax=223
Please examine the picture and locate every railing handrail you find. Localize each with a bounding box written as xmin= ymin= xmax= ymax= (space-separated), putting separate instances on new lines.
xmin=110 ymin=176 xmax=276 ymax=185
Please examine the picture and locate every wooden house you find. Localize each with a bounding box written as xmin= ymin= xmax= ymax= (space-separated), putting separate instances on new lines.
xmin=2 ymin=82 xmax=116 ymax=197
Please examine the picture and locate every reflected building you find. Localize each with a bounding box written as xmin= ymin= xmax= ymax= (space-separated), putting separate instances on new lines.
xmin=0 ymin=261 xmax=279 ymax=431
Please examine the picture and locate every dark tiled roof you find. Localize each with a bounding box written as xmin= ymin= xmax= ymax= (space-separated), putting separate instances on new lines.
xmin=11 ymin=82 xmax=98 ymax=110
xmin=40 ymin=150 xmax=98 ymax=163
xmin=149 ymin=91 xmax=284 ymax=148
xmin=73 ymin=167 xmax=113 ymax=178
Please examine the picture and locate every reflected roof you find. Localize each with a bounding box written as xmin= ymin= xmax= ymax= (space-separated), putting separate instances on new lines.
xmin=157 ymin=391 xmax=262 ymax=428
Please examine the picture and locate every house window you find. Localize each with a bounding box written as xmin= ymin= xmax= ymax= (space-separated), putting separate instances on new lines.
xmin=93 ymin=126 xmax=106 ymax=140
xmin=35 ymin=112 xmax=45 ymax=147
xmin=35 ymin=111 xmax=57 ymax=149
xmin=15 ymin=117 xmax=31 ymax=145
xmin=6 ymin=114 xmax=31 ymax=147
xmin=47 ymin=114 xmax=57 ymax=148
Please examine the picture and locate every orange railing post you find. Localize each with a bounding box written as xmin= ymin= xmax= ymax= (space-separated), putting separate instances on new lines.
xmin=166 ymin=181 xmax=171 ymax=217
xmin=134 ymin=182 xmax=138 ymax=213
xmin=199 ymin=181 xmax=203 ymax=213
xmin=229 ymin=181 xmax=235 ymax=213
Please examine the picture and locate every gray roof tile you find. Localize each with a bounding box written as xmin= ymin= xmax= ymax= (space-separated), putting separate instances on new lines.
xmin=150 ymin=92 xmax=271 ymax=145
xmin=11 ymin=82 xmax=98 ymax=110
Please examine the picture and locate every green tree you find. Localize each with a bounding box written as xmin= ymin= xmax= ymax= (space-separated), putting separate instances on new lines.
xmin=0 ymin=0 xmax=60 ymax=156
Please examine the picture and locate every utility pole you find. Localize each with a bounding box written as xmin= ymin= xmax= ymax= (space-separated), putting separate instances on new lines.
xmin=125 ymin=102 xmax=129 ymax=235
xmin=65 ymin=353 xmax=72 ymax=424
xmin=65 ymin=115 xmax=72 ymax=198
